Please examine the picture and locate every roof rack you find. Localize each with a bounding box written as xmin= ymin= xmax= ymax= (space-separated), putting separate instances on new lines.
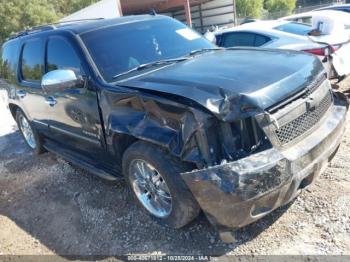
xmin=8 ymin=25 xmax=56 ymax=40
xmin=55 ymin=17 xmax=105 ymax=24
xmin=7 ymin=18 xmax=104 ymax=40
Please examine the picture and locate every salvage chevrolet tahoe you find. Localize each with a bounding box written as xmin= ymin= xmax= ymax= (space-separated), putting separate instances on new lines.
xmin=0 ymin=15 xmax=348 ymax=242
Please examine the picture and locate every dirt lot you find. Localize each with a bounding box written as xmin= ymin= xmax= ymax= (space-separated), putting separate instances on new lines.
xmin=0 ymin=79 xmax=350 ymax=259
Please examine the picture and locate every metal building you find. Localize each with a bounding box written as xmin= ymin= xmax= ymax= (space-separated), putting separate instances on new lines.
xmin=61 ymin=0 xmax=237 ymax=33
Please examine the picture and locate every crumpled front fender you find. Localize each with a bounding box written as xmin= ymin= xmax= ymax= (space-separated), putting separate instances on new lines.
xmin=181 ymin=92 xmax=348 ymax=230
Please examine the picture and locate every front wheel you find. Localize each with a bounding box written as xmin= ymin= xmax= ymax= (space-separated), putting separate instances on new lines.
xmin=16 ymin=109 xmax=45 ymax=155
xmin=122 ymin=141 xmax=200 ymax=228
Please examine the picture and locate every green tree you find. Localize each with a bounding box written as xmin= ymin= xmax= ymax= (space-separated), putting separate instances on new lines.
xmin=236 ymin=0 xmax=265 ymax=18
xmin=265 ymin=0 xmax=297 ymax=17
xmin=52 ymin=0 xmax=99 ymax=17
xmin=0 ymin=0 xmax=100 ymax=44
xmin=0 ymin=0 xmax=59 ymax=43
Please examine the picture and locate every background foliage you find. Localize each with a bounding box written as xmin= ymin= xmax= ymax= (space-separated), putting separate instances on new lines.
xmin=0 ymin=0 xmax=99 ymax=44
xmin=236 ymin=0 xmax=297 ymax=18
xmin=236 ymin=0 xmax=265 ymax=18
xmin=265 ymin=0 xmax=297 ymax=15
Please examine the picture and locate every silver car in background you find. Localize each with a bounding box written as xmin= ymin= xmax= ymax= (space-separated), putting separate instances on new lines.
xmin=210 ymin=20 xmax=350 ymax=81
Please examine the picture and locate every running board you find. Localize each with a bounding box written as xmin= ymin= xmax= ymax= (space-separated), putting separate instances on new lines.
xmin=44 ymin=141 xmax=119 ymax=181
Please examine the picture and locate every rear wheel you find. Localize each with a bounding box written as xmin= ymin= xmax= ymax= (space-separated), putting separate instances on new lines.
xmin=16 ymin=109 xmax=45 ymax=155
xmin=122 ymin=141 xmax=200 ymax=228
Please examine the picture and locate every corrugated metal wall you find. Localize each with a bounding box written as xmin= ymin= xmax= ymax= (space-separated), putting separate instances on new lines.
xmin=164 ymin=0 xmax=235 ymax=33
xmin=60 ymin=0 xmax=122 ymax=22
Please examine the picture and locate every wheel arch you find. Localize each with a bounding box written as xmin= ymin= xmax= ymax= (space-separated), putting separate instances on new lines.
xmin=8 ymin=103 xmax=20 ymax=119
xmin=109 ymin=130 xmax=179 ymax=166
xmin=110 ymin=132 xmax=138 ymax=164
xmin=106 ymin=109 xmax=182 ymax=164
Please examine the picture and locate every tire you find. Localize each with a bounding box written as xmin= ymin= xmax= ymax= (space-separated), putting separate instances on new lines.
xmin=15 ymin=109 xmax=45 ymax=155
xmin=122 ymin=141 xmax=200 ymax=228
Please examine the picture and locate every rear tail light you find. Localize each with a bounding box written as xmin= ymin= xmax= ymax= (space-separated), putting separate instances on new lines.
xmin=303 ymin=45 xmax=342 ymax=56
xmin=302 ymin=48 xmax=327 ymax=56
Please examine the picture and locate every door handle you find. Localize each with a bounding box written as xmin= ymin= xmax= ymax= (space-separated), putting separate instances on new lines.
xmin=16 ymin=90 xmax=26 ymax=99
xmin=45 ymin=96 xmax=57 ymax=107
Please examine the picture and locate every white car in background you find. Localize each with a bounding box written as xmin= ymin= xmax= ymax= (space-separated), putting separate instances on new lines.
xmin=282 ymin=10 xmax=350 ymax=80
xmin=282 ymin=10 xmax=350 ymax=28
xmin=210 ymin=20 xmax=350 ymax=81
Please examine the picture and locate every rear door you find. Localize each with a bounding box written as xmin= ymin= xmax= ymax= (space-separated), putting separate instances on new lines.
xmin=17 ymin=37 xmax=49 ymax=134
xmin=43 ymin=33 xmax=104 ymax=157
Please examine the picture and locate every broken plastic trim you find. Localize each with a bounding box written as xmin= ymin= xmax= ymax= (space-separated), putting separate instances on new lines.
xmin=180 ymin=92 xmax=348 ymax=233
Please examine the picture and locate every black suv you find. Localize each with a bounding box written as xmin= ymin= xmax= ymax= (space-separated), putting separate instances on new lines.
xmin=0 ymin=15 xmax=348 ymax=242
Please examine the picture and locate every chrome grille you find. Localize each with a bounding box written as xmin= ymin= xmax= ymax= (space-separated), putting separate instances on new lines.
xmin=275 ymin=90 xmax=332 ymax=145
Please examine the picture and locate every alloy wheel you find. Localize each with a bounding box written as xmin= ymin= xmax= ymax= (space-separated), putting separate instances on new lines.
xmin=129 ymin=159 xmax=172 ymax=218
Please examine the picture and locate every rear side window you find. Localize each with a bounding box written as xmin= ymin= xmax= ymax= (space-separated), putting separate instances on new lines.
xmin=274 ymin=22 xmax=311 ymax=36
xmin=299 ymin=17 xmax=312 ymax=25
xmin=46 ymin=37 xmax=81 ymax=74
xmin=255 ymin=34 xmax=270 ymax=46
xmin=287 ymin=17 xmax=312 ymax=25
xmin=1 ymin=41 xmax=19 ymax=81
xmin=21 ymin=39 xmax=44 ymax=82
xmin=220 ymin=32 xmax=271 ymax=48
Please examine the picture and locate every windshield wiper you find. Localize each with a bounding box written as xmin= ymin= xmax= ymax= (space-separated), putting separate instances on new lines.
xmin=188 ymin=48 xmax=223 ymax=56
xmin=112 ymin=49 xmax=222 ymax=80
xmin=112 ymin=57 xmax=190 ymax=80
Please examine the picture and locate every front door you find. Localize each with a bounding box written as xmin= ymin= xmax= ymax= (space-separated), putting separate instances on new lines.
xmin=43 ymin=34 xmax=104 ymax=158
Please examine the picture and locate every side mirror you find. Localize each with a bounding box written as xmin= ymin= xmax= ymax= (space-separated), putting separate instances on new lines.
xmin=41 ymin=69 xmax=84 ymax=93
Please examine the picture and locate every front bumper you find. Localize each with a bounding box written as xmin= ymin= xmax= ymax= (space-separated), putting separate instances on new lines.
xmin=181 ymin=92 xmax=348 ymax=232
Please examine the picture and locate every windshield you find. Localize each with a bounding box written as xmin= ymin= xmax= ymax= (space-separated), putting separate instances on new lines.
xmin=274 ymin=22 xmax=312 ymax=36
xmin=81 ymin=17 xmax=215 ymax=82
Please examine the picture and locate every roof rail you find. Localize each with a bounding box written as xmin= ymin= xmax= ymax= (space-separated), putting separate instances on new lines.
xmin=8 ymin=25 xmax=56 ymax=40
xmin=7 ymin=18 xmax=104 ymax=41
xmin=56 ymin=17 xmax=105 ymax=24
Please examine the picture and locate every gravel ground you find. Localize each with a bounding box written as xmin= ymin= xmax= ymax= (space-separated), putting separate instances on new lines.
xmin=0 ymin=78 xmax=349 ymax=259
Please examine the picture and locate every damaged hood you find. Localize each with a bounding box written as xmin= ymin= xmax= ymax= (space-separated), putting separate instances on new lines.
xmin=117 ymin=48 xmax=324 ymax=121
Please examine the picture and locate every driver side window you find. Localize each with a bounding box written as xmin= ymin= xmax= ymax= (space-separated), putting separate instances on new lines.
xmin=46 ymin=37 xmax=82 ymax=75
